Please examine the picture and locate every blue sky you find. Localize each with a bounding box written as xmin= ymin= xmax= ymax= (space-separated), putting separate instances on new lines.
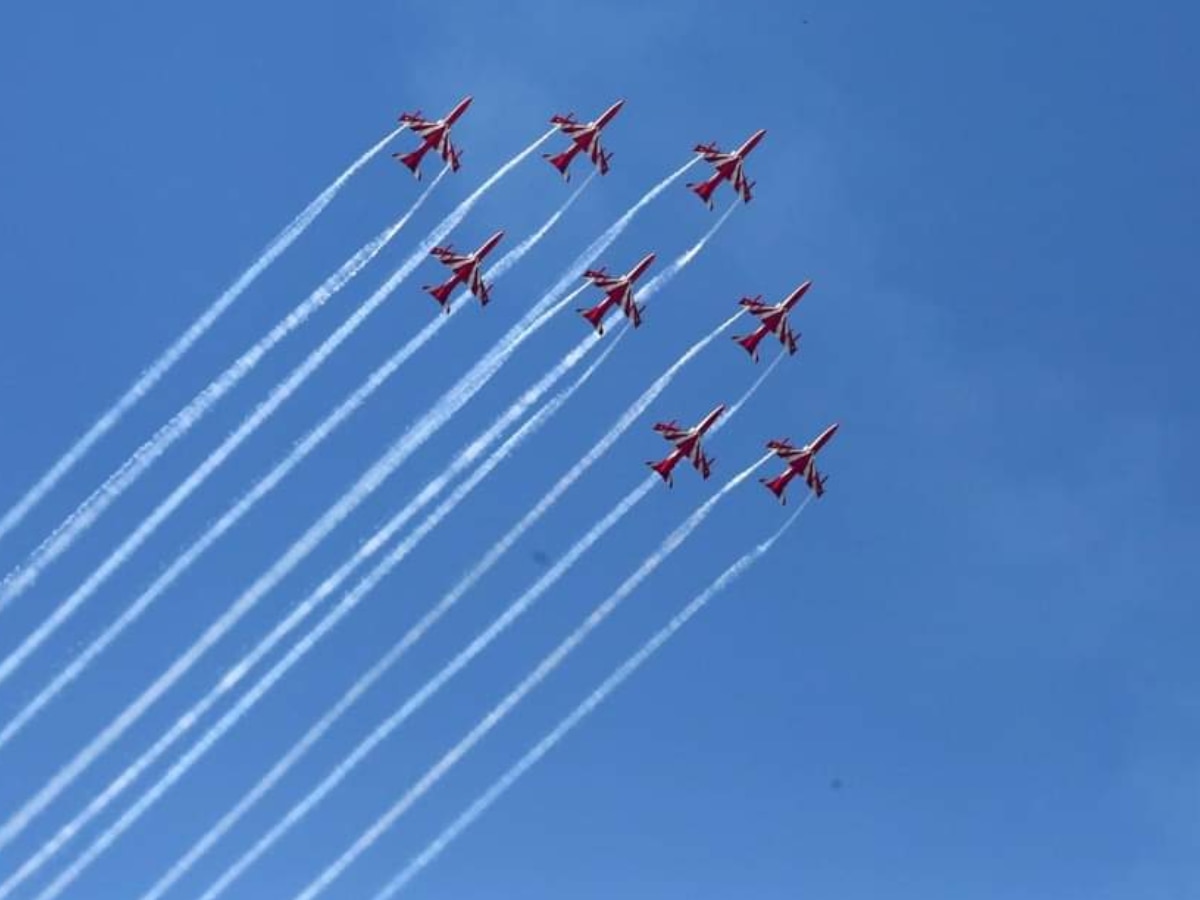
xmin=1 ymin=0 xmax=1197 ymax=898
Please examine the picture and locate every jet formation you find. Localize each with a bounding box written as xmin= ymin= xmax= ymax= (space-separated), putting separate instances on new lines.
xmin=396 ymin=96 xmax=838 ymax=504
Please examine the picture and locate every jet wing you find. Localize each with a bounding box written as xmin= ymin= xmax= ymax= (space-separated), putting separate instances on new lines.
xmin=781 ymin=322 xmax=799 ymax=355
xmin=654 ymin=424 xmax=692 ymax=445
xmin=694 ymin=142 xmax=728 ymax=161
xmin=739 ymin=296 xmax=773 ymax=317
xmin=737 ymin=175 xmax=754 ymax=203
xmin=465 ymin=265 xmax=490 ymax=303
xmin=398 ymin=110 xmax=432 ymax=128
xmin=807 ymin=464 xmax=827 ymax=497
xmin=585 ymin=272 xmax=622 ymax=290
xmin=430 ymin=248 xmax=472 ymax=268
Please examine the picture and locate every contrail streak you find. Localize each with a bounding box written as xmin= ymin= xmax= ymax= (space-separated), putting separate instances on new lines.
xmin=0 ymin=169 xmax=440 ymax=612
xmin=290 ymin=455 xmax=774 ymax=900
xmin=632 ymin=198 xmax=738 ymax=308
xmin=373 ymin=500 xmax=812 ymax=899
xmin=0 ymin=125 xmax=404 ymax=557
xmin=0 ymin=140 xmax=592 ymax=654
xmin=32 ymin=330 xmax=624 ymax=900
xmin=0 ymin=131 xmax=557 ymax=856
xmin=19 ymin=158 xmax=685 ymax=896
xmin=136 ymin=332 xmax=625 ymax=900
xmin=0 ymin=165 xmax=447 ymax=709
xmin=198 ymin=349 xmax=779 ymax=900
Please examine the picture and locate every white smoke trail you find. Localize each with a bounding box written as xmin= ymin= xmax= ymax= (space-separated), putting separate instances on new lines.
xmin=31 ymin=332 xmax=625 ymax=900
xmin=0 ymin=156 xmax=682 ymax=887
xmin=373 ymin=500 xmax=812 ymax=899
xmin=0 ymin=131 xmax=557 ymax=854
xmin=632 ymin=198 xmax=739 ymax=308
xmin=29 ymin=162 xmax=686 ymax=891
xmin=0 ymin=170 xmax=440 ymax=613
xmin=0 ymin=125 xmax=405 ymax=558
xmin=136 ymin=332 xmax=625 ymax=900
xmin=289 ymin=455 xmax=773 ymax=900
xmin=1 ymin=138 xmax=592 ymax=640
xmin=197 ymin=346 xmax=779 ymax=900
xmin=0 ymin=152 xmax=591 ymax=759
xmin=488 ymin=170 xmax=597 ymax=282
xmin=0 ymin=165 xmax=448 ymax=709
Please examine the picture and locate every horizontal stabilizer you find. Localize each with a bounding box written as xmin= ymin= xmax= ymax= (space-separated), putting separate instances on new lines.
xmin=687 ymin=177 xmax=718 ymax=208
xmin=733 ymin=330 xmax=766 ymax=361
xmin=578 ymin=303 xmax=607 ymax=335
xmin=394 ymin=146 xmax=427 ymax=178
xmin=760 ymin=473 xmax=790 ymax=504
xmin=647 ymin=458 xmax=675 ymax=486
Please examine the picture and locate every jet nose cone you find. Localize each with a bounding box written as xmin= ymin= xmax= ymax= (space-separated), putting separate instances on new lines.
xmin=743 ymin=129 xmax=767 ymax=152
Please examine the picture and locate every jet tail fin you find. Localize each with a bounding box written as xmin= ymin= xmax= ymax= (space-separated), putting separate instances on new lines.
xmin=577 ymin=303 xmax=607 ymax=335
xmin=760 ymin=474 xmax=790 ymax=504
xmin=394 ymin=146 xmax=428 ymax=178
xmin=733 ymin=330 xmax=765 ymax=361
xmin=424 ymin=282 xmax=455 ymax=311
xmin=543 ymin=149 xmax=576 ymax=179
xmin=687 ymin=177 xmax=718 ymax=208
xmin=647 ymin=459 xmax=675 ymax=487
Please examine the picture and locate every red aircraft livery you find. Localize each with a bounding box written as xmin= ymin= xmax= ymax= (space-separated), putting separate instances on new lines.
xmin=423 ymin=230 xmax=505 ymax=311
xmin=647 ymin=404 xmax=726 ymax=486
xmin=577 ymin=252 xmax=656 ymax=335
xmin=733 ymin=280 xmax=812 ymax=361
xmin=760 ymin=423 xmax=839 ymax=503
xmin=544 ymin=99 xmax=625 ymax=180
xmin=687 ymin=128 xmax=767 ymax=208
xmin=393 ymin=96 xmax=472 ymax=178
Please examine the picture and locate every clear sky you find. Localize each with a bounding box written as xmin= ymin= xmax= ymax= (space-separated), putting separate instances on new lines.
xmin=1 ymin=1 xmax=1197 ymax=898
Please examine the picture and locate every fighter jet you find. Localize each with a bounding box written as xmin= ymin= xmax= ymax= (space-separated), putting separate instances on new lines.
xmin=423 ymin=230 xmax=505 ymax=311
xmin=577 ymin=252 xmax=656 ymax=335
xmin=760 ymin=423 xmax=839 ymax=503
xmin=393 ymin=96 xmax=472 ymax=178
xmin=733 ymin=280 xmax=812 ymax=361
xmin=687 ymin=128 xmax=766 ymax=208
xmin=647 ymin=404 xmax=725 ymax=486
xmin=543 ymin=99 xmax=625 ymax=180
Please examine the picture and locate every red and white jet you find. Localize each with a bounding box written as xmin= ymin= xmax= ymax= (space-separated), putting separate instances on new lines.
xmin=543 ymin=99 xmax=625 ymax=180
xmin=393 ymin=95 xmax=472 ymax=178
xmin=760 ymin=423 xmax=839 ymax=503
xmin=687 ymin=128 xmax=767 ymax=208
xmin=423 ymin=230 xmax=505 ymax=312
xmin=577 ymin=252 xmax=656 ymax=335
xmin=733 ymin=280 xmax=812 ymax=361
xmin=647 ymin=404 xmax=726 ymax=486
